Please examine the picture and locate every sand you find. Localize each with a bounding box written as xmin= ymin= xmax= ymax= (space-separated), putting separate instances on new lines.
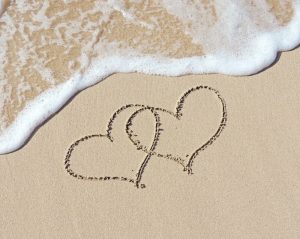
xmin=0 ymin=47 xmax=300 ymax=238
xmin=0 ymin=1 xmax=300 ymax=238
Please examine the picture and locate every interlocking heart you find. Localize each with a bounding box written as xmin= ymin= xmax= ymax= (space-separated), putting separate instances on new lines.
xmin=64 ymin=86 xmax=227 ymax=188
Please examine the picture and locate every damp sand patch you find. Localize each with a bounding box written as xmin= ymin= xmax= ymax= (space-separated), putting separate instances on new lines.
xmin=0 ymin=0 xmax=299 ymax=153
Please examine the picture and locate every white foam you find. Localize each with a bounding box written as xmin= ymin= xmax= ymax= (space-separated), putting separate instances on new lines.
xmin=0 ymin=1 xmax=300 ymax=154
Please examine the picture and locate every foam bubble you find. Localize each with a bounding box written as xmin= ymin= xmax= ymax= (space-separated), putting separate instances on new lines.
xmin=0 ymin=0 xmax=300 ymax=154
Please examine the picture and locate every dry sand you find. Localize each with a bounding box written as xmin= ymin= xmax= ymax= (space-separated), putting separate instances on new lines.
xmin=0 ymin=47 xmax=300 ymax=238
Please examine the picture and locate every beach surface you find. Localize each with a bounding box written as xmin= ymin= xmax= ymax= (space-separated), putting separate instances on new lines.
xmin=0 ymin=47 xmax=300 ymax=238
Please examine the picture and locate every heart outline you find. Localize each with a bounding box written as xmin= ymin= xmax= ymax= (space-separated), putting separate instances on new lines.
xmin=64 ymin=85 xmax=227 ymax=188
xmin=64 ymin=104 xmax=162 ymax=188
xmin=125 ymin=85 xmax=227 ymax=174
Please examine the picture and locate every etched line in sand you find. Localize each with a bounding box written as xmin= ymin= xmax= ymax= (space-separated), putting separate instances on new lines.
xmin=64 ymin=85 xmax=228 ymax=189
xmin=126 ymin=85 xmax=228 ymax=174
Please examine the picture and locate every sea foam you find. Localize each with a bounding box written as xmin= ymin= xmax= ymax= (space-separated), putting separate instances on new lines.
xmin=0 ymin=0 xmax=300 ymax=154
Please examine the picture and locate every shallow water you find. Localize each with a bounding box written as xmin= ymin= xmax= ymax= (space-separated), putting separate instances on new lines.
xmin=0 ymin=0 xmax=300 ymax=154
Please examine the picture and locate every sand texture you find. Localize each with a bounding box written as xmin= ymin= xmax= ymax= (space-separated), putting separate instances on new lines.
xmin=0 ymin=47 xmax=300 ymax=238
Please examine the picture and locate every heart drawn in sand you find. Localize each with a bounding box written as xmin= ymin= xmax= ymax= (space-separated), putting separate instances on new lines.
xmin=126 ymin=86 xmax=227 ymax=174
xmin=64 ymin=105 xmax=161 ymax=188
xmin=64 ymin=86 xmax=227 ymax=188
